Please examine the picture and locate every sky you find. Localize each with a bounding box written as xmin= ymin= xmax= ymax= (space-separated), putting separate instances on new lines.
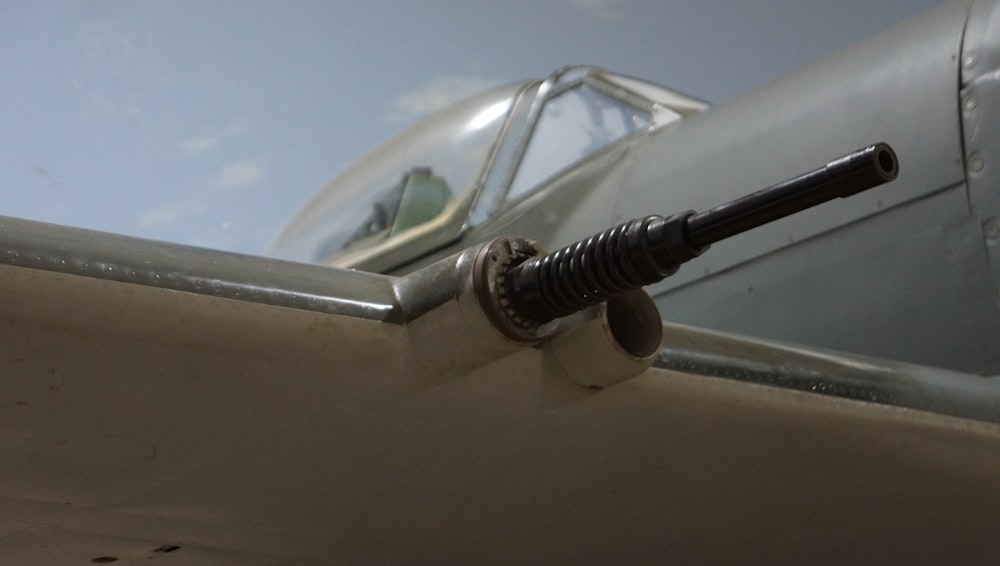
xmin=1 ymin=0 xmax=945 ymax=255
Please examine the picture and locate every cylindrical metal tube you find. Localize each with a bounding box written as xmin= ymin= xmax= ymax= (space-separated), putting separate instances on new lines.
xmin=685 ymin=143 xmax=898 ymax=248
xmin=505 ymin=143 xmax=899 ymax=325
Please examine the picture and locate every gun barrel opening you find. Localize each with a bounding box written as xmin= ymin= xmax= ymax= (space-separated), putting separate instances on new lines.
xmin=876 ymin=144 xmax=898 ymax=178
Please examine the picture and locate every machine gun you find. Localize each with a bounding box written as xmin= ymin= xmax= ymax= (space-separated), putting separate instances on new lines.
xmin=472 ymin=143 xmax=899 ymax=341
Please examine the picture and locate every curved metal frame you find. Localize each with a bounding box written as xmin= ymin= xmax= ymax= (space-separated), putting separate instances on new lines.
xmin=327 ymin=66 xmax=709 ymax=273
xmin=466 ymin=66 xmax=708 ymax=228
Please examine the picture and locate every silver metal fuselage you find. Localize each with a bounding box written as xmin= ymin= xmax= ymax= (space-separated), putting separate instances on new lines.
xmin=386 ymin=0 xmax=1000 ymax=374
xmin=5 ymin=2 xmax=1000 ymax=561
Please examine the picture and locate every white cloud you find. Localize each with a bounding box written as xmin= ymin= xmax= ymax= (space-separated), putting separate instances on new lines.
xmin=212 ymin=160 xmax=262 ymax=187
xmin=178 ymin=135 xmax=219 ymax=153
xmin=565 ymin=0 xmax=626 ymax=20
xmin=137 ymin=200 xmax=207 ymax=228
xmin=386 ymin=75 xmax=502 ymax=123
xmin=178 ymin=121 xmax=251 ymax=155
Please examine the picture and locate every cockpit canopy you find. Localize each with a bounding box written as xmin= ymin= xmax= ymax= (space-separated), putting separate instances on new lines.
xmin=267 ymin=66 xmax=708 ymax=267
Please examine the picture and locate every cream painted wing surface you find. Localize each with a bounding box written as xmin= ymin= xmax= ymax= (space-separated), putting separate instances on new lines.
xmin=3 ymin=215 xmax=1000 ymax=564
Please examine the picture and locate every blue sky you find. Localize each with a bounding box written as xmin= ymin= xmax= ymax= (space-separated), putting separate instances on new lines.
xmin=1 ymin=0 xmax=943 ymax=255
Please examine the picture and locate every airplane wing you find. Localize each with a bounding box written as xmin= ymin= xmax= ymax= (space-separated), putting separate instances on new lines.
xmin=3 ymin=214 xmax=1000 ymax=563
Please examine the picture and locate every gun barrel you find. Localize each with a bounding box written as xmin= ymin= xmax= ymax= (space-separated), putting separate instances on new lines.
xmin=504 ymin=143 xmax=899 ymax=326
xmin=685 ymin=143 xmax=898 ymax=248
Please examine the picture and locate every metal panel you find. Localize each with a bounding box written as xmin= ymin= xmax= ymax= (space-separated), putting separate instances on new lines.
xmin=961 ymin=0 xmax=1000 ymax=85
xmin=960 ymin=0 xmax=1000 ymax=298
xmin=657 ymin=321 xmax=1000 ymax=424
xmin=654 ymin=185 xmax=1000 ymax=373
xmin=617 ymin=0 xmax=969 ymax=288
xmin=612 ymin=1 xmax=1000 ymax=372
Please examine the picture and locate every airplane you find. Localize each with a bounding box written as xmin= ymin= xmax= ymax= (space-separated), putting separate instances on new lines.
xmin=2 ymin=0 xmax=1000 ymax=563
xmin=268 ymin=2 xmax=1000 ymax=377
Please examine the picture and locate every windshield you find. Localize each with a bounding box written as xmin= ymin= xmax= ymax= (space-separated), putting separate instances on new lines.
xmin=268 ymin=82 xmax=523 ymax=263
xmin=468 ymin=68 xmax=706 ymax=225
xmin=506 ymin=80 xmax=652 ymax=202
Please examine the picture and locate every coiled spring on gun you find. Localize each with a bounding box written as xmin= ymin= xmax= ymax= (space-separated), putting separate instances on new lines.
xmin=506 ymin=215 xmax=692 ymax=324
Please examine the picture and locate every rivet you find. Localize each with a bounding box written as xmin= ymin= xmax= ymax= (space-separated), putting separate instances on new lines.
xmin=985 ymin=219 xmax=1000 ymax=240
xmin=965 ymin=55 xmax=977 ymax=69
xmin=966 ymin=97 xmax=978 ymax=111
xmin=971 ymin=155 xmax=985 ymax=172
